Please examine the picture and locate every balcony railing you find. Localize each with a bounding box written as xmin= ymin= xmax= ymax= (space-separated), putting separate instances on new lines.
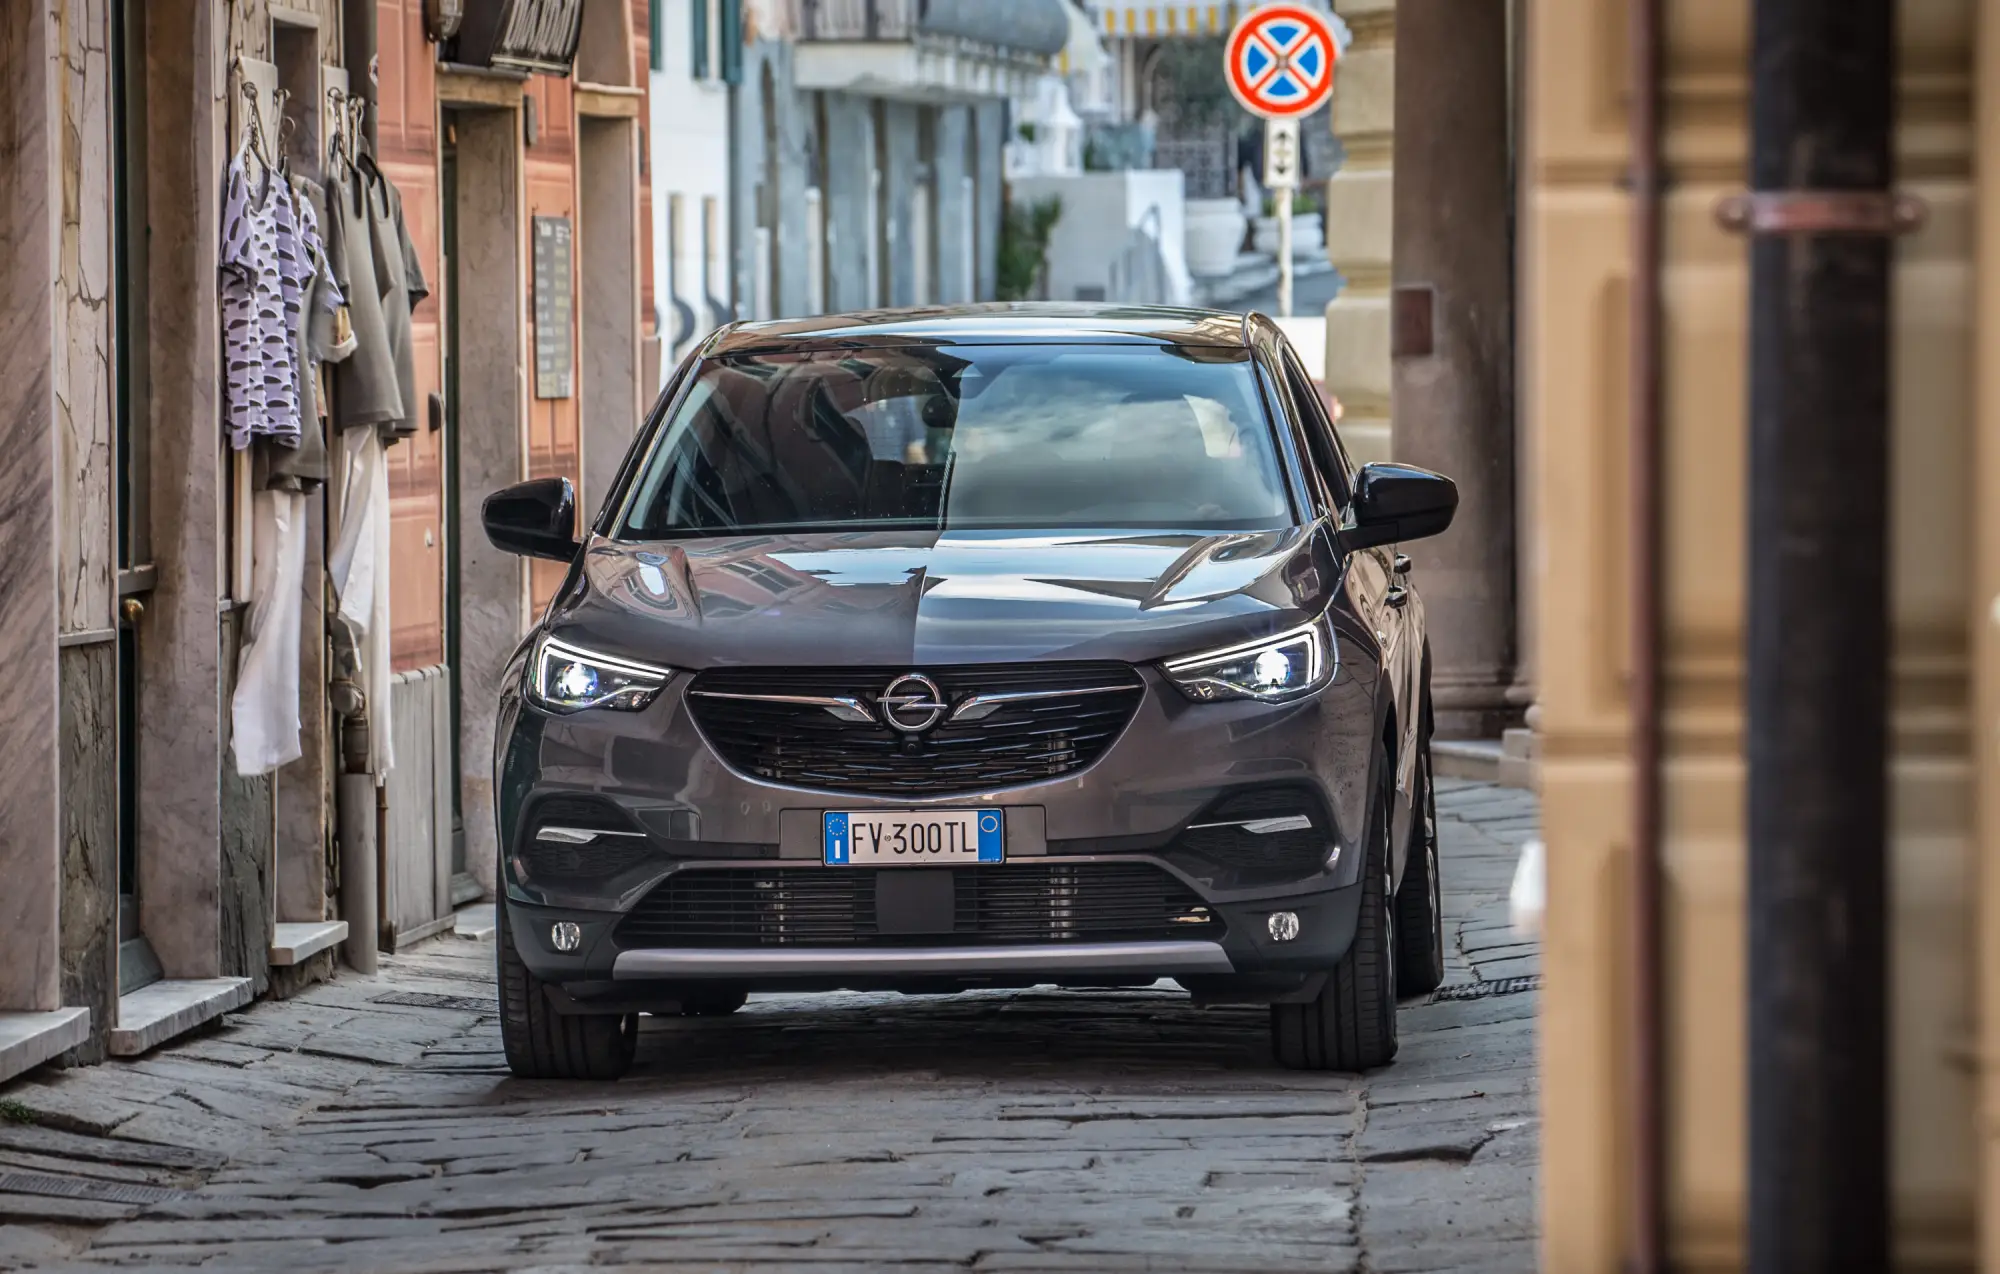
xmin=798 ymin=0 xmax=1069 ymax=57
xmin=800 ymin=0 xmax=918 ymax=42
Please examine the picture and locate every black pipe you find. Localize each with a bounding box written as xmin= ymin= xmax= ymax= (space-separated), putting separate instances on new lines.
xmin=1745 ymin=0 xmax=1894 ymax=1268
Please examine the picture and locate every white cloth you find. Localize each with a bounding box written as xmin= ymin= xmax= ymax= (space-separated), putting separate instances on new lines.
xmin=328 ymin=426 xmax=396 ymax=780
xmin=1510 ymin=837 xmax=1545 ymax=939
xmin=230 ymin=489 xmax=309 ymax=775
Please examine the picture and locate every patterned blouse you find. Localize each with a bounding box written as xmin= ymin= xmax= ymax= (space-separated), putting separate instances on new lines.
xmin=220 ymin=151 xmax=304 ymax=450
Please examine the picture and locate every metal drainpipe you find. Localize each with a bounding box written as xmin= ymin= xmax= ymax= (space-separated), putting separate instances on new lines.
xmin=1625 ymin=0 xmax=1665 ymax=1268
xmin=1733 ymin=0 xmax=1903 ymax=1267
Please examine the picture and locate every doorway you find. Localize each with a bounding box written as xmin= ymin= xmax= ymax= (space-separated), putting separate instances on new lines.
xmin=111 ymin=0 xmax=161 ymax=993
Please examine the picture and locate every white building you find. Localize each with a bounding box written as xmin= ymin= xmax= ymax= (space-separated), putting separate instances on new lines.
xmin=649 ymin=0 xmax=739 ymax=379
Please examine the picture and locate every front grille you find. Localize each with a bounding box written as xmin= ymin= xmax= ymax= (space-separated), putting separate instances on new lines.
xmin=685 ymin=663 xmax=1144 ymax=796
xmin=517 ymin=838 xmax=656 ymax=886
xmin=614 ymin=863 xmax=1220 ymax=947
xmin=1173 ymin=787 xmax=1334 ymax=885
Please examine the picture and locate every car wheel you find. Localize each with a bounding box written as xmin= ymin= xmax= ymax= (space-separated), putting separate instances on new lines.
xmin=497 ymin=896 xmax=638 ymax=1081
xmin=1395 ymin=688 xmax=1447 ymax=995
xmin=1271 ymin=740 xmax=1400 ymax=1071
xmin=678 ymin=987 xmax=749 ymax=1017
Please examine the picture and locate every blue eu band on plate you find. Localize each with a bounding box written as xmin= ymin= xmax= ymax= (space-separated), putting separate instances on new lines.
xmin=824 ymin=810 xmax=1005 ymax=865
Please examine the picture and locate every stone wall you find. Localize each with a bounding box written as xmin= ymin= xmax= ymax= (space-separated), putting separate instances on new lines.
xmin=1528 ymin=0 xmax=1982 ymax=1265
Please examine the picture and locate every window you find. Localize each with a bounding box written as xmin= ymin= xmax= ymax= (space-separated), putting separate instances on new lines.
xmin=650 ymin=0 xmax=664 ymax=72
xmin=1279 ymin=346 xmax=1353 ymax=510
xmin=719 ymin=0 xmax=743 ymax=86
xmin=691 ymin=0 xmax=709 ymax=78
xmin=617 ymin=344 xmax=1296 ymax=537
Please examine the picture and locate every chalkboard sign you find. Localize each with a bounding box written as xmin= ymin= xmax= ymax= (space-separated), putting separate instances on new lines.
xmin=532 ymin=215 xmax=574 ymax=399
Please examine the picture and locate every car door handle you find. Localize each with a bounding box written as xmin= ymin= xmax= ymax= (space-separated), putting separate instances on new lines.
xmin=1386 ymin=585 xmax=1410 ymax=609
xmin=1393 ymin=554 xmax=1412 ymax=576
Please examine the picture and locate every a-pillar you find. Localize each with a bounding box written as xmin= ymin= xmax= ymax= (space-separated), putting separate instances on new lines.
xmin=1320 ymin=0 xmax=1394 ymax=464
xmin=1385 ymin=0 xmax=1516 ymax=740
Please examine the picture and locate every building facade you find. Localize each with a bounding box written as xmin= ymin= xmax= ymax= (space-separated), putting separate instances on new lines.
xmin=0 ymin=0 xmax=656 ymax=1081
xmin=730 ymin=0 xmax=1067 ymax=322
xmin=650 ymin=0 xmax=737 ymax=371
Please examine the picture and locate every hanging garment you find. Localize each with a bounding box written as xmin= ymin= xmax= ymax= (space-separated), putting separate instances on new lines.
xmin=220 ymin=150 xmax=303 ymax=450
xmin=230 ymin=488 xmax=310 ymax=775
xmin=328 ymin=165 xmax=404 ymax=432
xmin=360 ymin=156 xmax=431 ymax=440
xmin=258 ymin=175 xmax=348 ymax=492
xmin=328 ymin=425 xmax=396 ymax=780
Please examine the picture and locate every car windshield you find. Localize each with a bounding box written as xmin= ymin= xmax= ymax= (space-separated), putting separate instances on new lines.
xmin=614 ymin=343 xmax=1294 ymax=537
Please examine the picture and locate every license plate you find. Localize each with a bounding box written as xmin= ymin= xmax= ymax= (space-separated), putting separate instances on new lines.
xmin=823 ymin=810 xmax=1003 ymax=865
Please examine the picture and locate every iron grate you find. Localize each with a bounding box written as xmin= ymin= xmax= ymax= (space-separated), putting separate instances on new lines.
xmin=1427 ymin=975 xmax=1541 ymax=1003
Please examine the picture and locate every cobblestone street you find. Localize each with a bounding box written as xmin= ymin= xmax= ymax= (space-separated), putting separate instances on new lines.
xmin=0 ymin=781 xmax=1539 ymax=1273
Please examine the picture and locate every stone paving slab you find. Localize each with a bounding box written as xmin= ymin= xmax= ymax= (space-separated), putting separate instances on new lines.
xmin=0 ymin=781 xmax=1542 ymax=1272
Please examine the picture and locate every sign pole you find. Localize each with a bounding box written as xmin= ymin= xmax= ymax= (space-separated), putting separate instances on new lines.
xmin=1277 ymin=178 xmax=1294 ymax=317
xmin=1225 ymin=5 xmax=1338 ymax=318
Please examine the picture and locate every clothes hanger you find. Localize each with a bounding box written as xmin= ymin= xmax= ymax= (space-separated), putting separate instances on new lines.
xmin=273 ymin=88 xmax=294 ymax=181
xmin=239 ymin=80 xmax=272 ymax=176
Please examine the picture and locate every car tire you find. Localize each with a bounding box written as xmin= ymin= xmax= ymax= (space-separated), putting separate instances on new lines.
xmin=497 ymin=897 xmax=638 ymax=1081
xmin=1395 ymin=685 xmax=1447 ymax=995
xmin=678 ymin=987 xmax=749 ymax=1017
xmin=1271 ymin=740 xmax=1400 ymax=1071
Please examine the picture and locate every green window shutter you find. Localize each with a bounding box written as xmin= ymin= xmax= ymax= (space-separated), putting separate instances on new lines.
xmin=649 ymin=0 xmax=665 ymax=72
xmin=691 ymin=0 xmax=710 ymax=79
xmin=719 ymin=0 xmax=743 ymax=86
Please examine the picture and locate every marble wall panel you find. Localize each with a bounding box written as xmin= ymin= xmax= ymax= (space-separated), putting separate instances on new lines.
xmin=55 ymin=0 xmax=114 ymax=638
xmin=578 ymin=114 xmax=641 ymax=520
xmin=452 ymin=106 xmax=525 ymax=899
xmin=0 ymin=0 xmax=64 ymax=1014
xmin=218 ymin=610 xmax=273 ymax=991
xmin=135 ymin=0 xmax=225 ymax=980
xmin=59 ymin=642 xmax=117 ymax=1063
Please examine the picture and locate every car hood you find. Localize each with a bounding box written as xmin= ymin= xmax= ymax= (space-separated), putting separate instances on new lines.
xmin=546 ymin=528 xmax=1340 ymax=668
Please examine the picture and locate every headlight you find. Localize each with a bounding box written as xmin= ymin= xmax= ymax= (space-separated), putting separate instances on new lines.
xmin=527 ymin=636 xmax=674 ymax=713
xmin=1161 ymin=616 xmax=1334 ymax=704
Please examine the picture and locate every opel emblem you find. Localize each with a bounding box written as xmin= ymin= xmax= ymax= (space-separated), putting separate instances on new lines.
xmin=877 ymin=673 xmax=947 ymax=733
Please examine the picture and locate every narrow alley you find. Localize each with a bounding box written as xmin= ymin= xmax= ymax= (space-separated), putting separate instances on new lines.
xmin=0 ymin=781 xmax=1538 ymax=1274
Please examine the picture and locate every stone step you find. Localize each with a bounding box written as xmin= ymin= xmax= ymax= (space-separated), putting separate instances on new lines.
xmin=0 ymin=1008 xmax=90 ymax=1084
xmin=108 ymin=980 xmax=253 ymax=1058
xmin=270 ymin=922 xmax=349 ymax=967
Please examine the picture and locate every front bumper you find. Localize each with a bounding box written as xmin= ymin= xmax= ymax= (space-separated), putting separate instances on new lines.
xmin=611 ymin=939 xmax=1234 ymax=979
xmin=495 ymin=647 xmax=1383 ymax=1004
xmin=505 ymin=860 xmax=1365 ymax=1002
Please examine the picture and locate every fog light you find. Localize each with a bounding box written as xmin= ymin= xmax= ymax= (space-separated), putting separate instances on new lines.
xmin=550 ymin=921 xmax=583 ymax=952
xmin=1267 ymin=911 xmax=1301 ymax=943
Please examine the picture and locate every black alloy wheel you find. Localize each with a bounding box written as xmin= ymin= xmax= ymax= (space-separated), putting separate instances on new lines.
xmin=496 ymin=892 xmax=639 ymax=1081
xmin=1395 ymin=683 xmax=1447 ymax=995
xmin=1271 ymin=740 xmax=1400 ymax=1071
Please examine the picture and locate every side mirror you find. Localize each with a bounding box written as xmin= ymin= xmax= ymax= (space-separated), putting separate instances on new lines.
xmin=483 ymin=477 xmax=580 ymax=562
xmin=1340 ymin=462 xmax=1458 ymax=552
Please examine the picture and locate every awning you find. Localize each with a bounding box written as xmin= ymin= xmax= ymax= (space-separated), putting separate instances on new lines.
xmin=1093 ymin=0 xmax=1339 ymax=39
xmin=1058 ymin=1 xmax=1111 ymax=76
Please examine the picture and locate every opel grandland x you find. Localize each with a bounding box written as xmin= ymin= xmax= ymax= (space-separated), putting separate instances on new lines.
xmin=480 ymin=305 xmax=1458 ymax=1080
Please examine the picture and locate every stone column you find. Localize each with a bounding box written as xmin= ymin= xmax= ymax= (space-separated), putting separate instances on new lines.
xmin=1386 ymin=0 xmax=1515 ymax=740
xmin=1320 ymin=0 xmax=1394 ymax=464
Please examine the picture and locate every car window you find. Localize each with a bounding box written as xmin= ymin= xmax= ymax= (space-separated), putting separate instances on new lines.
xmin=615 ymin=344 xmax=1298 ymax=537
xmin=1263 ymin=348 xmax=1335 ymax=516
xmin=1279 ymin=346 xmax=1354 ymax=510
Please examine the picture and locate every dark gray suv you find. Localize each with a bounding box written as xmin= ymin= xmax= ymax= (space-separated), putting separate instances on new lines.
xmin=481 ymin=305 xmax=1457 ymax=1080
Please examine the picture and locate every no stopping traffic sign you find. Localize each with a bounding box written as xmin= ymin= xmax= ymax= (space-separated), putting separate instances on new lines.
xmin=1225 ymin=4 xmax=1339 ymax=120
